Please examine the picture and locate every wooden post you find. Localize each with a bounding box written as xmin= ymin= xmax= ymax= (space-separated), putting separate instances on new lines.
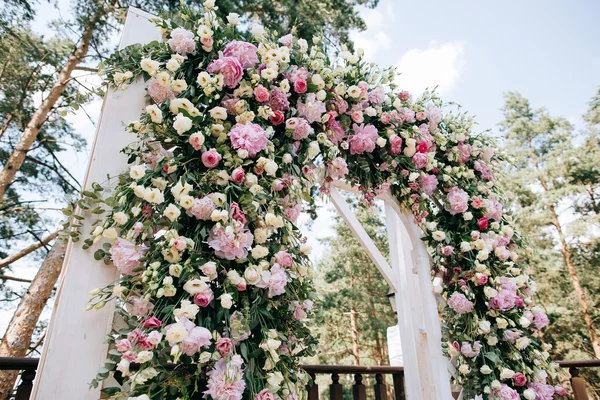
xmin=570 ymin=367 xmax=590 ymax=400
xmin=329 ymin=373 xmax=343 ymax=400
xmin=392 ymin=373 xmax=405 ymax=400
xmin=374 ymin=373 xmax=388 ymax=400
xmin=30 ymin=8 xmax=161 ymax=400
xmin=15 ymin=369 xmax=35 ymax=400
xmin=307 ymin=372 xmax=319 ymax=400
xmin=352 ymin=373 xmax=367 ymax=400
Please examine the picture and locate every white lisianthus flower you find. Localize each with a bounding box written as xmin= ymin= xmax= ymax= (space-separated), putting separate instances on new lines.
xmin=500 ymin=369 xmax=515 ymax=380
xmin=226 ymin=12 xmax=240 ymax=25
xmin=203 ymin=0 xmax=215 ymax=9
xmin=432 ymin=231 xmax=446 ymax=241
xmin=163 ymin=204 xmax=181 ymax=222
xmin=140 ymin=58 xmax=160 ymax=76
xmin=171 ymin=79 xmax=187 ymax=92
xmin=496 ymin=318 xmax=508 ymax=329
xmin=251 ymin=25 xmax=265 ymax=38
xmin=458 ymin=364 xmax=470 ymax=375
xmin=136 ymin=351 xmax=153 ymax=363
xmin=169 ymin=264 xmax=182 ymax=277
xmin=146 ymin=104 xmax=163 ymax=123
xmin=534 ymin=369 xmax=548 ymax=381
xmin=220 ymin=293 xmax=233 ymax=309
xmin=487 ymin=336 xmax=498 ymax=346
xmin=491 ymin=380 xmax=501 ymax=390
xmin=102 ymin=227 xmax=118 ymax=239
xmin=297 ymin=38 xmax=308 ymax=53
xmin=516 ymin=337 xmax=531 ymax=350
xmin=165 ymin=322 xmax=188 ymax=343
xmin=166 ymin=59 xmax=180 ymax=72
xmin=300 ymin=244 xmax=312 ymax=255
xmin=113 ymin=212 xmax=128 ymax=225
xmin=174 ymin=300 xmax=199 ymax=319
xmin=266 ymin=371 xmax=284 ymax=392
xmin=183 ymin=279 xmax=209 ymax=295
xmin=264 ymin=160 xmax=279 ymax=176
xmin=196 ymin=71 xmax=211 ymax=87
xmin=346 ymin=85 xmax=361 ymax=98
xmin=173 ymin=113 xmax=193 ymax=134
xmin=523 ymin=389 xmax=536 ymax=400
xmin=145 ymin=188 xmax=165 ymax=204
xmin=130 ymin=165 xmax=145 ymax=180
xmin=478 ymin=320 xmax=491 ymax=334
xmin=484 ymin=287 xmax=498 ymax=298
xmin=447 ymin=345 xmax=460 ymax=357
xmin=282 ymin=153 xmax=293 ymax=163
xmin=519 ymin=316 xmax=531 ymax=328
xmin=480 ymin=365 xmax=492 ymax=375
xmin=209 ymin=106 xmax=228 ymax=120
xmin=179 ymin=195 xmax=194 ymax=209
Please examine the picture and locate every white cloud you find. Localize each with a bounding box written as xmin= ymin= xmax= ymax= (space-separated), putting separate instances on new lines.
xmin=350 ymin=9 xmax=391 ymax=60
xmin=395 ymin=41 xmax=466 ymax=96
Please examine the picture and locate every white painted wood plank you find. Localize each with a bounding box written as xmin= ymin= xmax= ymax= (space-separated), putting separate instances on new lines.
xmin=32 ymin=8 xmax=161 ymax=400
xmin=329 ymin=188 xmax=397 ymax=291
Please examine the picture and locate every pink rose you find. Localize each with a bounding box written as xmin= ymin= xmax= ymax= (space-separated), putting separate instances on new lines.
xmin=294 ymin=79 xmax=307 ymax=93
xmin=141 ymin=316 xmax=162 ymax=329
xmin=472 ymin=198 xmax=483 ymax=208
xmin=189 ymin=133 xmax=204 ymax=151
xmin=447 ymin=292 xmax=474 ymax=314
xmin=416 ymin=111 xmax=426 ymax=121
xmin=474 ymin=274 xmax=488 ymax=285
xmin=513 ymin=372 xmax=527 ymax=386
xmin=269 ymin=110 xmax=285 ymax=125
xmin=202 ymin=148 xmax=222 ymax=168
xmin=254 ymin=84 xmax=270 ymax=102
xmin=275 ymin=250 xmax=293 ymax=267
xmin=554 ymin=385 xmax=567 ymax=396
xmin=207 ymin=56 xmax=243 ymax=88
xmin=380 ymin=112 xmax=391 ymax=124
xmin=351 ymin=110 xmax=364 ymax=123
xmin=237 ymin=281 xmax=247 ymax=291
xmin=398 ymin=90 xmax=410 ymax=100
xmin=489 ymin=290 xmax=518 ymax=311
xmin=187 ymin=197 xmax=214 ymax=220
xmin=194 ymin=291 xmax=214 ymax=307
xmin=389 ymin=134 xmax=403 ymax=155
xmin=216 ymin=337 xmax=233 ymax=356
xmin=231 ymin=167 xmax=245 ymax=184
xmin=490 ymin=384 xmax=520 ymax=400
xmin=116 ymin=339 xmax=131 ymax=353
xmin=200 ymin=36 xmax=213 ymax=49
xmin=279 ymin=34 xmax=293 ymax=47
xmin=477 ymin=217 xmax=489 ymax=230
xmin=272 ymin=179 xmax=285 ymax=191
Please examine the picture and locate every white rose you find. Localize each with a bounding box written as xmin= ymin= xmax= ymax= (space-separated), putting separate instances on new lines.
xmin=496 ymin=318 xmax=508 ymax=329
xmin=487 ymin=336 xmax=498 ymax=346
xmin=140 ymin=58 xmax=160 ymax=76
xmin=480 ymin=365 xmax=492 ymax=375
xmin=534 ymin=369 xmax=548 ymax=381
xmin=221 ymin=293 xmax=233 ymax=309
xmin=432 ymin=231 xmax=446 ymax=241
xmin=251 ymin=24 xmax=264 ymax=38
xmin=264 ymin=160 xmax=279 ymax=176
xmin=316 ymin=90 xmax=327 ymax=101
xmin=202 ymin=262 xmax=218 ymax=280
xmin=254 ymin=228 xmax=268 ymax=244
xmin=146 ymin=104 xmax=163 ymax=123
xmin=282 ymin=153 xmax=293 ymax=164
xmin=163 ymin=204 xmax=181 ymax=222
xmin=376 ymin=137 xmax=387 ymax=147
xmin=463 ymin=212 xmax=473 ymax=221
xmin=165 ymin=322 xmax=188 ymax=343
xmin=130 ymin=165 xmax=145 ymax=180
xmin=173 ymin=113 xmax=193 ymax=134
xmin=484 ymin=287 xmax=498 ymax=298
xmin=267 ymin=371 xmax=284 ymax=392
xmin=523 ymin=389 xmax=536 ymax=400
xmin=478 ymin=320 xmax=491 ymax=334
xmin=102 ymin=227 xmax=118 ymax=239
xmin=244 ymin=267 xmax=261 ymax=285
xmin=166 ymin=59 xmax=180 ymax=72
xmin=300 ymin=244 xmax=312 ymax=255
xmin=183 ymin=279 xmax=209 ymax=295
xmin=227 ymin=12 xmax=240 ymax=25
xmin=500 ymin=369 xmax=515 ymax=380
xmin=460 ymin=242 xmax=471 ymax=252
xmin=113 ymin=212 xmax=128 ymax=225
xmin=519 ymin=316 xmax=531 ymax=328
xmin=252 ymin=245 xmax=269 ymax=259
xmin=136 ymin=351 xmax=153 ymax=364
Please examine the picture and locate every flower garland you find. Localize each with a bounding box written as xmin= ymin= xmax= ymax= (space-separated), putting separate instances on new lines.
xmin=72 ymin=2 xmax=566 ymax=399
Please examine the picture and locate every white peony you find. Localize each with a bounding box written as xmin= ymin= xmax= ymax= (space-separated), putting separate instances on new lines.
xmin=173 ymin=113 xmax=192 ymax=134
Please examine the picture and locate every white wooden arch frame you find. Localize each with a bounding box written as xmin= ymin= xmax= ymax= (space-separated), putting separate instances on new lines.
xmin=32 ymin=8 xmax=453 ymax=399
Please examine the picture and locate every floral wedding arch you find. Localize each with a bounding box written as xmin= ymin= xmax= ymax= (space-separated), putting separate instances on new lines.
xmin=32 ymin=4 xmax=566 ymax=400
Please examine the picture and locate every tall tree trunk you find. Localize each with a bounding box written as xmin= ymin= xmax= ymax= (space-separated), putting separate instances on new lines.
xmin=0 ymin=113 xmax=13 ymax=140
xmin=349 ymin=308 xmax=360 ymax=366
xmin=0 ymin=241 xmax=66 ymax=397
xmin=0 ymin=9 xmax=103 ymax=201
xmin=548 ymin=203 xmax=600 ymax=358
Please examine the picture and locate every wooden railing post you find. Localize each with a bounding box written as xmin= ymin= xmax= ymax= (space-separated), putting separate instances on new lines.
xmin=353 ymin=373 xmax=367 ymax=400
xmin=374 ymin=373 xmax=388 ymax=400
xmin=307 ymin=372 xmax=319 ymax=400
xmin=329 ymin=373 xmax=343 ymax=400
xmin=392 ymin=372 xmax=405 ymax=400
xmin=15 ymin=369 xmax=36 ymax=400
xmin=570 ymin=367 xmax=590 ymax=400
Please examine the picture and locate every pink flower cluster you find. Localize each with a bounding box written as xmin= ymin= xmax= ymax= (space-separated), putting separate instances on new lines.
xmin=286 ymin=117 xmax=314 ymax=140
xmin=297 ymin=93 xmax=326 ymax=123
xmin=445 ymin=187 xmax=469 ymax=215
xmin=208 ymin=221 xmax=254 ymax=260
xmin=109 ymin=238 xmax=147 ymax=276
xmin=223 ymin=40 xmax=259 ymax=68
xmin=204 ymin=355 xmax=246 ymax=400
xmin=490 ymin=384 xmax=520 ymax=400
xmin=257 ymin=264 xmax=288 ymax=297
xmin=167 ymin=28 xmax=196 ymax=55
xmin=349 ymin=123 xmax=379 ymax=155
xmin=187 ymin=196 xmax=215 ymax=220
xmin=126 ymin=295 xmax=154 ymax=317
xmin=447 ymin=292 xmax=474 ymax=314
xmin=327 ymin=157 xmax=349 ymax=179
xmin=147 ymin=78 xmax=174 ymax=103
xmin=228 ymin=122 xmax=269 ymax=157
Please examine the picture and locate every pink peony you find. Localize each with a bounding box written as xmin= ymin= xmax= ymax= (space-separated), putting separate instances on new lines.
xmin=368 ymin=87 xmax=385 ymax=104
xmin=420 ymin=174 xmax=438 ymax=195
xmin=297 ymin=93 xmax=326 ymax=123
xmin=349 ymin=123 xmax=379 ymax=155
xmin=257 ymin=264 xmax=288 ymax=298
xmin=181 ymin=325 xmax=212 ymax=356
xmin=204 ymin=356 xmax=246 ymax=400
xmin=269 ymin=87 xmax=291 ymax=111
xmin=456 ymin=142 xmax=472 ymax=163
xmin=254 ymin=85 xmax=270 ymax=102
xmin=489 ymin=290 xmax=518 ymax=311
xmin=274 ymin=250 xmax=293 ymax=267
xmin=147 ymin=78 xmax=174 ymax=103
xmin=528 ymin=382 xmax=555 ymax=400
xmin=445 ymin=187 xmax=469 ymax=215
xmin=286 ymin=117 xmax=314 ymax=140
xmin=485 ymin=198 xmax=503 ymax=221
xmin=426 ymin=106 xmax=442 ymax=125
xmin=126 ymin=295 xmax=154 ymax=317
xmin=490 ymin=384 xmax=520 ymax=400
xmin=208 ymin=221 xmax=254 ymax=260
xmin=216 ymin=337 xmax=233 ymax=356
xmin=389 ymin=134 xmax=403 ymax=154
xmin=207 ymin=56 xmax=243 ymax=88
xmin=110 ymin=238 xmax=147 ymax=276
xmin=291 ymin=301 xmax=307 ymax=320
xmin=255 ymin=389 xmax=275 ymax=400
xmin=228 ymin=122 xmax=269 ymax=157
xmin=167 ymin=27 xmax=196 ymax=55
xmin=187 ymin=196 xmax=215 ymax=220
xmin=327 ymin=157 xmax=349 ymax=179
xmin=447 ymin=292 xmax=474 ymax=314
xmin=533 ymin=311 xmax=549 ymax=330
xmin=223 ymin=40 xmax=259 ymax=68
xmin=284 ymin=203 xmax=301 ymax=223
xmin=412 ymin=152 xmax=428 ymax=169
xmin=202 ymin=148 xmax=222 ymax=168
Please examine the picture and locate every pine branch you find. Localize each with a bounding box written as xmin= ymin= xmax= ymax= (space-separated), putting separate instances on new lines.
xmin=0 ymin=230 xmax=59 ymax=269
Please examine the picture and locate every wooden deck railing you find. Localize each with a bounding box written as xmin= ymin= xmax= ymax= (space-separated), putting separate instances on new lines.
xmin=0 ymin=357 xmax=599 ymax=399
